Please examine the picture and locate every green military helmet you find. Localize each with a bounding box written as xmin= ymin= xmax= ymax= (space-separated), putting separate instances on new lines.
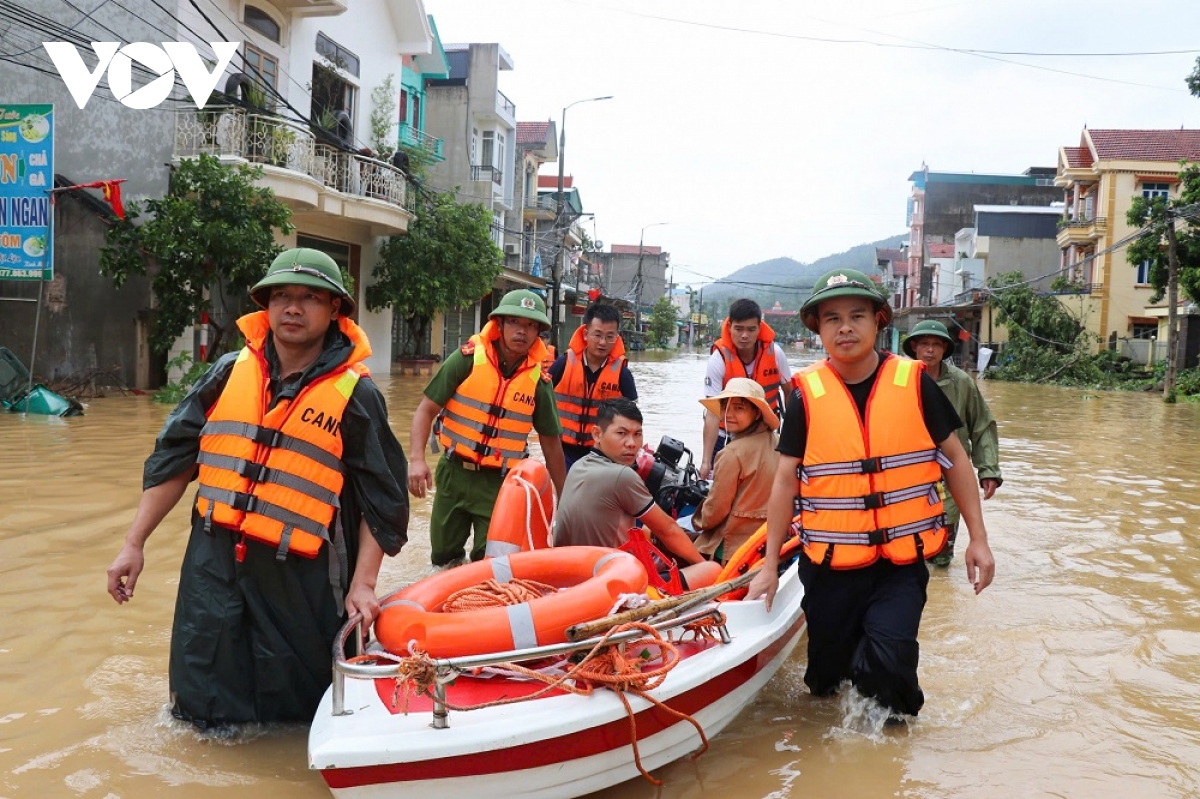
xmin=250 ymin=248 xmax=355 ymax=315
xmin=799 ymin=268 xmax=892 ymax=332
xmin=902 ymin=319 xmax=955 ymax=359
xmin=488 ymin=289 xmax=550 ymax=329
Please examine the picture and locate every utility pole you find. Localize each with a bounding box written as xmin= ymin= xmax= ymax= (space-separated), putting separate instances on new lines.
xmin=552 ymin=95 xmax=612 ymax=350
xmin=633 ymin=221 xmax=668 ymax=347
xmin=1164 ymin=213 xmax=1181 ymax=402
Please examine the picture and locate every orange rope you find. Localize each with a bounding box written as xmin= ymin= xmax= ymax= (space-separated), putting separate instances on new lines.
xmin=366 ymin=620 xmax=710 ymax=785
xmin=442 ymin=578 xmax=558 ymax=613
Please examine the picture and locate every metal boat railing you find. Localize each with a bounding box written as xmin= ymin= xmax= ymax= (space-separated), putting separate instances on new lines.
xmin=328 ymin=605 xmax=731 ymax=727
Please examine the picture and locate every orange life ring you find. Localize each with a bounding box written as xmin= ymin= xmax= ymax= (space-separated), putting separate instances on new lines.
xmin=374 ymin=547 xmax=648 ymax=658
xmin=483 ymin=459 xmax=555 ymax=558
xmin=715 ymin=519 xmax=803 ymax=600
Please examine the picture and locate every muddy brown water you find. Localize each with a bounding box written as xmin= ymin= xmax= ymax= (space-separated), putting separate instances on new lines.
xmin=3 ymin=349 xmax=1200 ymax=798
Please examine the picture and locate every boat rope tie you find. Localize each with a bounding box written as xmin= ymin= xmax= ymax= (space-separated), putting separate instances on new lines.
xmin=360 ymin=620 xmax=709 ymax=785
xmin=441 ymin=578 xmax=558 ymax=613
xmin=511 ymin=470 xmax=557 ymax=550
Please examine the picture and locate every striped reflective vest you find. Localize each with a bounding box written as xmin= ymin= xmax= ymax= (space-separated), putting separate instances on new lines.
xmin=437 ymin=320 xmax=550 ymax=470
xmin=712 ymin=319 xmax=785 ymax=419
xmin=554 ymin=325 xmax=627 ymax=449
xmin=194 ymin=311 xmax=371 ymax=559
xmin=794 ymin=354 xmax=949 ymax=569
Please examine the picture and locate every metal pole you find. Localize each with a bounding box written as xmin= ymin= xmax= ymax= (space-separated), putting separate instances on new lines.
xmin=552 ymin=96 xmax=612 ymax=351
xmin=26 ymin=192 xmax=53 ymax=405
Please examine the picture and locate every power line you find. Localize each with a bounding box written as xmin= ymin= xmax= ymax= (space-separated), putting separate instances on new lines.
xmin=565 ymin=0 xmax=1191 ymax=92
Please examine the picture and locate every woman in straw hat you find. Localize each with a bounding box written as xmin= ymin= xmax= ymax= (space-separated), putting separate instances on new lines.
xmin=691 ymin=377 xmax=780 ymax=563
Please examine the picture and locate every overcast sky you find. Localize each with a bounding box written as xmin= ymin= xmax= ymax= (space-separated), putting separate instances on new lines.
xmin=422 ymin=0 xmax=1200 ymax=287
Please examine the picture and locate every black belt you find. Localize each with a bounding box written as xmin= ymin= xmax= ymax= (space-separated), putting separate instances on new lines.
xmin=445 ymin=452 xmax=502 ymax=472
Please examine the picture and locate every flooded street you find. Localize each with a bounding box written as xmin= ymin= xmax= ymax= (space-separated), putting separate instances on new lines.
xmin=3 ymin=349 xmax=1200 ymax=798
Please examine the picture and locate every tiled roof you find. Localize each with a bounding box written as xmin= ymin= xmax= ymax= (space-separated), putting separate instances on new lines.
xmin=538 ymin=175 xmax=572 ymax=189
xmin=516 ymin=121 xmax=550 ymax=146
xmin=1062 ymin=146 xmax=1092 ymax=169
xmin=927 ymin=243 xmax=955 ymax=258
xmin=611 ymin=244 xmax=662 ymax=255
xmin=1086 ymin=129 xmax=1200 ymax=163
xmin=875 ymin=247 xmax=905 ymax=264
xmin=893 ymin=261 xmax=910 ymax=277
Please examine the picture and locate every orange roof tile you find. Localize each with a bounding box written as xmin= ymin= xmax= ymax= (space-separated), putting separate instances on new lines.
xmin=1086 ymin=129 xmax=1200 ymax=163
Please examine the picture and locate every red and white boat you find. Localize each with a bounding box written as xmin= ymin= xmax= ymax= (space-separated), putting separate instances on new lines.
xmin=307 ymin=555 xmax=805 ymax=798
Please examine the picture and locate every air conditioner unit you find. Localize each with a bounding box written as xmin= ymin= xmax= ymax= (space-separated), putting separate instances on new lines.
xmin=504 ymin=243 xmax=519 ymax=256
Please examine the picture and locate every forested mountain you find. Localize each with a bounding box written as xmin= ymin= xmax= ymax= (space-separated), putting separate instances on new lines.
xmin=698 ymin=234 xmax=907 ymax=309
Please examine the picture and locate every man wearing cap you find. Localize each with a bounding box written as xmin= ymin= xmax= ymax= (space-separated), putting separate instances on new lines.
xmin=409 ymin=289 xmax=566 ymax=567
xmin=548 ymin=303 xmax=638 ymax=471
xmin=105 ymin=247 xmax=410 ymax=728
xmin=903 ymin=320 xmax=1002 ymax=567
xmin=691 ymin=378 xmax=780 ymax=563
xmin=747 ymin=268 xmax=995 ymax=722
xmin=700 ymin=298 xmax=792 ymax=479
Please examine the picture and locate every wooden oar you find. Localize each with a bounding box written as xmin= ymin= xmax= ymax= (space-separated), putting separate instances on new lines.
xmin=565 ymin=570 xmax=758 ymax=642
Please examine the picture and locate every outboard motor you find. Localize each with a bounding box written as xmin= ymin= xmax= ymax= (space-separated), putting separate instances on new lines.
xmin=634 ymin=436 xmax=709 ymax=518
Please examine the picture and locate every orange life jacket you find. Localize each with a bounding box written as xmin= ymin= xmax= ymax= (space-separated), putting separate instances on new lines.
xmin=554 ymin=325 xmax=627 ymax=449
xmin=194 ymin=312 xmax=371 ymax=559
xmin=794 ymin=354 xmax=949 ymax=569
xmin=437 ymin=320 xmax=551 ymax=471
xmin=712 ymin=318 xmax=785 ymax=418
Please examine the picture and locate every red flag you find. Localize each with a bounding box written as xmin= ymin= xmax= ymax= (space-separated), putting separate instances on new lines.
xmin=56 ymin=179 xmax=127 ymax=219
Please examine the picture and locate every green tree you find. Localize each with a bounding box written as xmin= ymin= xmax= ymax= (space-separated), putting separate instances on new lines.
xmin=1126 ymin=163 xmax=1200 ymax=401
xmin=647 ymin=295 xmax=678 ymax=348
xmin=987 ymin=271 xmax=1094 ymax=382
xmin=99 ymin=154 xmax=294 ymax=359
xmin=367 ymin=191 xmax=503 ymax=357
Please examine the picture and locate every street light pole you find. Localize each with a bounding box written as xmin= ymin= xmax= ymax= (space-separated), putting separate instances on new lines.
xmin=551 ymin=94 xmax=612 ymax=350
xmin=633 ymin=221 xmax=669 ymax=346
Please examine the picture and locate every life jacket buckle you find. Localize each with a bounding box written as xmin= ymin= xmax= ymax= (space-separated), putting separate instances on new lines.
xmin=860 ymin=457 xmax=881 ymax=474
xmin=867 ymin=529 xmax=887 ymax=546
xmin=237 ymin=461 xmax=269 ymax=483
xmin=230 ymin=491 xmax=259 ymax=514
xmin=254 ymin=427 xmax=284 ymax=448
xmin=863 ymin=491 xmax=885 ymax=510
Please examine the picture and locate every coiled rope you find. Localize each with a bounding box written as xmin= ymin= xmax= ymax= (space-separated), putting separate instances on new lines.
xmin=352 ymin=578 xmax=712 ymax=785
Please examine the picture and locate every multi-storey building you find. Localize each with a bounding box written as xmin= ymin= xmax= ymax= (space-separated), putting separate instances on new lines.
xmin=907 ymin=165 xmax=1060 ymax=306
xmin=424 ymin=42 xmax=549 ymax=352
xmin=0 ymin=0 xmax=434 ymax=384
xmin=1055 ymin=128 xmax=1200 ymax=351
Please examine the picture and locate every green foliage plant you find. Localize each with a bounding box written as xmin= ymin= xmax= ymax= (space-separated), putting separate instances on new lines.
xmin=366 ymin=190 xmax=503 ymax=358
xmin=647 ymin=295 xmax=678 ymax=348
xmin=369 ymin=74 xmax=398 ymax=160
xmin=99 ymin=154 xmax=294 ymax=360
xmin=156 ymin=352 xmax=210 ymax=405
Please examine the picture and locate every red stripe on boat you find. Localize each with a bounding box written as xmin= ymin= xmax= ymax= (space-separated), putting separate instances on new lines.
xmin=323 ymin=614 xmax=805 ymax=790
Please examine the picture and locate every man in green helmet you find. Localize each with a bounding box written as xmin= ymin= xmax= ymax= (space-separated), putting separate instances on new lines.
xmin=106 ymin=247 xmax=410 ymax=728
xmin=409 ymin=289 xmax=566 ymax=567
xmin=903 ymin=319 xmax=1002 ymax=567
xmin=747 ymin=268 xmax=995 ymax=722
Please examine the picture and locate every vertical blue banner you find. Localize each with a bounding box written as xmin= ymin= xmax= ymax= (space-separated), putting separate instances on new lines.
xmin=0 ymin=104 xmax=54 ymax=281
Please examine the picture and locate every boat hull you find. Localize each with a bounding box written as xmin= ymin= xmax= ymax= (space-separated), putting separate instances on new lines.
xmin=309 ymin=566 xmax=805 ymax=798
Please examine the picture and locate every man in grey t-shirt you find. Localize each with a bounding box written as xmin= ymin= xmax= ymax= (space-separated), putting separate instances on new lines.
xmin=554 ymin=399 xmax=721 ymax=588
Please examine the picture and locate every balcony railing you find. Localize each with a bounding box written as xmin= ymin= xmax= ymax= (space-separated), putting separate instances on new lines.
xmin=174 ymin=107 xmax=407 ymax=210
xmin=398 ymin=122 xmax=444 ymax=161
xmin=497 ymin=90 xmax=516 ymax=118
xmin=471 ymin=164 xmax=503 ymax=185
xmin=523 ymin=195 xmax=557 ymax=213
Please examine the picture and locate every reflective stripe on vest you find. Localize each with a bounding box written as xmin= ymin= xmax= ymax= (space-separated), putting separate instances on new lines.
xmin=796 ymin=354 xmax=947 ymax=569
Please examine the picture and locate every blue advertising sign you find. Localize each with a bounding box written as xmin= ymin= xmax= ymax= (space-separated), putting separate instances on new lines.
xmin=0 ymin=104 xmax=54 ymax=281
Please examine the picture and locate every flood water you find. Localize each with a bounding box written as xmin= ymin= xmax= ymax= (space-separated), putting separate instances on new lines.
xmin=3 ymin=348 xmax=1200 ymax=798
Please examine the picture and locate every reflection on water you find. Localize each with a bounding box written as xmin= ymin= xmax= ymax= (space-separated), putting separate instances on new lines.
xmin=2 ymin=348 xmax=1200 ymax=798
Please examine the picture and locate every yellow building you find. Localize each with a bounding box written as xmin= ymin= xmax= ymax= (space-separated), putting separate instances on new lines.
xmin=1055 ymin=128 xmax=1200 ymax=350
